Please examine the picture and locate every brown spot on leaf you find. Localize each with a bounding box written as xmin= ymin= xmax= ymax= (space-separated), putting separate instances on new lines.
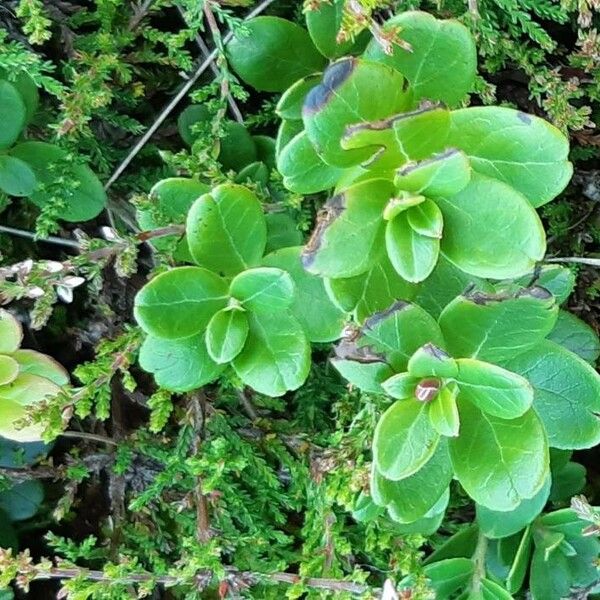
xmin=301 ymin=194 xmax=346 ymax=268
xmin=363 ymin=300 xmax=411 ymax=330
xmin=517 ymin=112 xmax=532 ymax=124
xmin=422 ymin=342 xmax=451 ymax=361
xmin=396 ymin=148 xmax=461 ymax=177
xmin=415 ymin=378 xmax=441 ymax=402
xmin=303 ymin=58 xmax=356 ymax=115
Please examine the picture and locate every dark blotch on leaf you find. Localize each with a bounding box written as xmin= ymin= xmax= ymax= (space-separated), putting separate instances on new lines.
xmin=301 ymin=194 xmax=346 ymax=268
xmin=422 ymin=342 xmax=451 ymax=361
xmin=303 ymin=58 xmax=356 ymax=115
xmin=516 ymin=285 xmax=552 ymax=300
xmin=517 ymin=112 xmax=532 ymax=124
xmin=465 ymin=285 xmax=553 ymax=305
xmin=363 ymin=300 xmax=411 ymax=330
xmin=396 ymin=148 xmax=460 ymax=177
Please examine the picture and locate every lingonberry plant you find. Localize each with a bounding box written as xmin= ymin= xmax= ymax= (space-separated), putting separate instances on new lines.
xmin=1 ymin=2 xmax=599 ymax=599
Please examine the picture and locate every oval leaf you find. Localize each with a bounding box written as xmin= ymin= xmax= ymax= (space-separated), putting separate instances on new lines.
xmin=0 ymin=155 xmax=36 ymax=197
xmin=230 ymin=267 xmax=295 ymax=312
xmin=0 ymin=310 xmax=22 ymax=354
xmin=0 ymin=80 xmax=26 ymax=149
xmin=0 ymin=356 xmax=19 ymax=386
xmin=205 ymin=309 xmax=249 ymax=364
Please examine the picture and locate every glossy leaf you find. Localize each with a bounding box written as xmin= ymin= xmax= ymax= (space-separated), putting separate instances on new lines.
xmin=324 ymin=253 xmax=417 ymax=323
xmin=547 ymin=310 xmax=600 ymax=364
xmin=372 ymin=440 xmax=452 ymax=521
xmin=407 ymin=199 xmax=443 ymax=238
xmin=136 ymin=177 xmax=209 ymax=262
xmin=0 ymin=480 xmax=43 ymax=522
xmin=373 ymin=400 xmax=440 ymax=480
xmin=504 ymin=527 xmax=533 ymax=594
xmin=302 ymin=179 xmax=393 ymax=278
xmin=218 ymin=122 xmax=257 ymax=172
xmin=230 ymin=267 xmax=295 ymax=312
xmin=395 ymin=149 xmax=471 ymax=198
xmin=439 ymin=287 xmax=558 ymax=363
xmin=382 ymin=372 xmax=419 ymax=400
xmin=302 ymin=58 xmax=413 ymax=167
xmin=360 ymin=301 xmax=445 ymax=371
xmin=0 ymin=155 xmax=36 ymax=197
xmin=421 ymin=558 xmax=474 ymax=598
xmin=331 ymin=358 xmax=394 ymax=394
xmin=476 ymin=477 xmax=551 ymax=539
xmin=515 ymin=265 xmax=575 ymax=305
xmin=429 ymin=382 xmax=460 ymax=437
xmin=505 ymin=340 xmax=600 ymax=449
xmin=276 ymin=75 xmax=321 ymax=121
xmin=277 ymin=131 xmax=344 ymax=194
xmin=134 ymin=267 xmax=228 ymax=339
xmin=0 ymin=80 xmax=26 ymax=149
xmin=455 ymin=359 xmax=533 ymax=419
xmin=448 ymin=106 xmax=572 ymax=207
xmin=449 ymin=400 xmax=548 ymax=511
xmin=305 ymin=0 xmax=368 ymax=58
xmin=10 ymin=142 xmax=106 ymax=222
xmin=386 ymin=211 xmax=440 ymax=282
xmin=388 ymin=491 xmax=447 ymax=534
xmin=205 ymin=309 xmax=249 ymax=364
xmin=437 ymin=174 xmax=546 ymax=279
xmin=0 ymin=71 xmax=39 ymax=123
xmin=264 ymin=213 xmax=303 ymax=253
xmin=232 ymin=310 xmax=310 ymax=397
xmin=186 ymin=184 xmax=267 ymax=276
xmin=408 ymin=344 xmax=457 ymax=378
xmin=364 ymin=11 xmax=476 ymax=106
xmin=0 ymin=374 xmax=61 ymax=442
xmin=227 ymin=17 xmax=326 ymax=92
xmin=263 ymin=246 xmax=346 ymax=342
xmin=549 ymin=461 xmax=586 ymax=502
xmin=0 ymin=356 xmax=19 ymax=386
xmin=11 ymin=350 xmax=68 ymax=386
xmin=139 ymin=334 xmax=225 ymax=392
xmin=0 ymin=310 xmax=22 ymax=354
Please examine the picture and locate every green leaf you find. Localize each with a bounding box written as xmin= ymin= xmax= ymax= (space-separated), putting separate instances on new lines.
xmin=139 ymin=334 xmax=225 ymax=392
xmin=186 ymin=184 xmax=267 ymax=276
xmin=341 ymin=104 xmax=450 ymax=171
xmin=479 ymin=578 xmax=514 ymax=599
xmin=0 ymin=310 xmax=22 ymax=354
xmin=362 ymin=301 xmax=445 ymax=371
xmin=134 ymin=266 xmax=228 ymax=339
xmin=205 ymin=309 xmax=249 ymax=364
xmin=230 ymin=267 xmax=294 ymax=313
xmin=547 ymin=310 xmax=600 ymax=364
xmin=264 ymin=213 xmax=303 ymax=254
xmin=0 ymin=374 xmax=61 ymax=442
xmin=373 ymin=400 xmax=440 ymax=480
xmin=136 ymin=177 xmax=209 ymax=262
xmin=0 ymin=356 xmax=19 ymax=386
xmin=439 ymin=287 xmax=559 ymax=363
xmin=505 ymin=527 xmax=533 ymax=594
xmin=549 ymin=461 xmax=586 ymax=502
xmin=372 ymin=440 xmax=452 ymax=521
xmin=428 ymin=382 xmax=460 ymax=437
xmin=476 ymin=478 xmax=550 ymax=539
xmin=217 ymin=122 xmax=257 ymax=172
xmin=302 ymin=58 xmax=413 ymax=167
xmin=447 ymin=106 xmax=572 ymax=207
xmin=232 ymin=310 xmax=310 ymax=397
xmin=515 ymin=265 xmax=575 ymax=305
xmin=302 ymin=179 xmax=393 ymax=278
xmin=406 ymin=199 xmax=443 ymax=238
xmin=382 ymin=372 xmax=419 ymax=399
xmin=0 ymin=155 xmax=36 ymax=197
xmin=331 ymin=357 xmax=394 ymax=394
xmin=0 ymin=80 xmax=26 ymax=149
xmin=351 ymin=492 xmax=384 ymax=523
xmin=177 ymin=104 xmax=210 ymax=145
xmin=0 ymin=437 xmax=49 ymax=468
xmin=324 ymin=253 xmax=417 ymax=323
xmin=449 ymin=400 xmax=548 ymax=511
xmin=420 ymin=558 xmax=474 ymax=598
xmin=0 ymin=480 xmax=43 ymax=521
xmin=0 ymin=71 xmax=39 ymax=124
xmin=364 ymin=11 xmax=476 ymax=106
xmin=505 ymin=340 xmax=600 ymax=449
xmin=408 ymin=344 xmax=458 ymax=378
xmin=455 ymin=359 xmax=533 ymax=419
xmin=413 ymin=257 xmax=495 ymax=319
xmin=11 ymin=350 xmax=68 ymax=386
xmin=305 ymin=0 xmax=368 ymax=58
xmin=277 ymin=131 xmax=344 ymax=194
xmin=227 ymin=17 xmax=326 ymax=92
xmin=437 ymin=174 xmax=546 ymax=279
xmin=10 ymin=142 xmax=106 ymax=222
xmin=263 ymin=246 xmax=346 ymax=342
xmin=387 ymin=488 xmax=449 ymax=532
xmin=424 ymin=524 xmax=479 ymax=564
xmin=276 ymin=75 xmax=322 ymax=121
xmin=276 ymin=119 xmax=304 ymax=156
xmin=395 ymin=149 xmax=471 ymax=198
xmin=386 ymin=211 xmax=440 ymax=282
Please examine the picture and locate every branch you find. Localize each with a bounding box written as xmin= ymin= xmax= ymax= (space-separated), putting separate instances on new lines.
xmin=545 ymin=256 xmax=600 ymax=267
xmin=104 ymin=0 xmax=276 ymax=189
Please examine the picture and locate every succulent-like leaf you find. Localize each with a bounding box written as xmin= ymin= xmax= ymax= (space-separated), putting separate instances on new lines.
xmin=205 ymin=309 xmax=249 ymax=364
xmin=0 ymin=80 xmax=26 ymax=149
xmin=0 ymin=155 xmax=36 ymax=197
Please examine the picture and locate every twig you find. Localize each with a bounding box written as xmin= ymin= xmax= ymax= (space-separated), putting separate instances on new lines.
xmin=0 ymin=225 xmax=81 ymax=249
xmin=60 ymin=430 xmax=118 ymax=447
xmin=468 ymin=0 xmax=479 ymax=18
xmin=104 ymin=0 xmax=275 ymax=189
xmin=175 ymin=5 xmax=244 ymax=123
xmin=188 ymin=392 xmax=212 ymax=543
xmin=236 ymin=388 xmax=259 ymax=421
xmin=545 ymin=256 xmax=600 ymax=267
